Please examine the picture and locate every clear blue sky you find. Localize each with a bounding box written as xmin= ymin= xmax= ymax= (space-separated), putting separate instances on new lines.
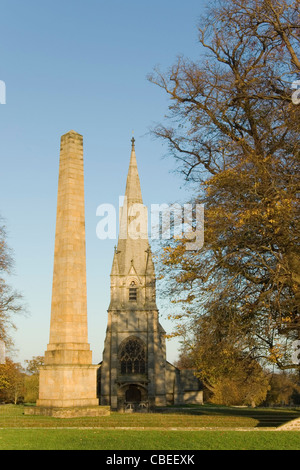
xmin=0 ymin=0 xmax=207 ymax=366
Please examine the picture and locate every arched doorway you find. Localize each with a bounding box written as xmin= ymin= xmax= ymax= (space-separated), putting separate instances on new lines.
xmin=125 ymin=385 xmax=141 ymax=403
xmin=118 ymin=383 xmax=148 ymax=412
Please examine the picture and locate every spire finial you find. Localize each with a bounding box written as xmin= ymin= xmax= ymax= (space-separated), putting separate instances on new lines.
xmin=131 ymin=132 xmax=135 ymax=151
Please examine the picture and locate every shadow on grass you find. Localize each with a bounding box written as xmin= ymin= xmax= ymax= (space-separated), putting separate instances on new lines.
xmin=154 ymin=404 xmax=300 ymax=428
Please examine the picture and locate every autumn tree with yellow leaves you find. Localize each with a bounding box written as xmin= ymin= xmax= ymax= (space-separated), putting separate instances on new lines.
xmin=0 ymin=359 xmax=25 ymax=404
xmin=149 ymin=0 xmax=300 ymax=382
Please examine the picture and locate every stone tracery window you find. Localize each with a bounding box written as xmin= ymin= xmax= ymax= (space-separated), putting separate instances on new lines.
xmin=120 ymin=337 xmax=146 ymax=375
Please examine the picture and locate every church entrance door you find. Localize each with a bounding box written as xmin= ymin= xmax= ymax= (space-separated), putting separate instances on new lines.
xmin=125 ymin=385 xmax=141 ymax=403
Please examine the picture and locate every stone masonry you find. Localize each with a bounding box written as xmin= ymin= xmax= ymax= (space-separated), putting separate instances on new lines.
xmin=27 ymin=130 xmax=109 ymax=417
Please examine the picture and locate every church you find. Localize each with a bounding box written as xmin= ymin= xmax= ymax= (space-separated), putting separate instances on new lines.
xmin=29 ymin=130 xmax=202 ymax=417
xmin=98 ymin=137 xmax=203 ymax=411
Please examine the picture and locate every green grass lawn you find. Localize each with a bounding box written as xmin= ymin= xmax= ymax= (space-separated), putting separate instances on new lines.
xmin=0 ymin=429 xmax=299 ymax=450
xmin=0 ymin=404 xmax=299 ymax=450
xmin=1 ymin=403 xmax=300 ymax=428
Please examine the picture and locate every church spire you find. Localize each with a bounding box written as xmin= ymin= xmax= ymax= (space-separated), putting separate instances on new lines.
xmin=112 ymin=137 xmax=150 ymax=278
xmin=124 ymin=136 xmax=143 ymax=206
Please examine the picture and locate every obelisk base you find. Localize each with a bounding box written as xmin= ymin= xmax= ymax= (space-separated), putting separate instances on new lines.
xmin=24 ymin=364 xmax=110 ymax=417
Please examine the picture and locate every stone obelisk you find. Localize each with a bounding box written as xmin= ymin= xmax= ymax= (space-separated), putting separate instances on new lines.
xmin=31 ymin=130 xmax=109 ymax=417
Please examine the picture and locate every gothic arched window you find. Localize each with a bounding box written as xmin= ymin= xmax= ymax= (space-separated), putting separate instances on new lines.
xmin=119 ymin=337 xmax=146 ymax=375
